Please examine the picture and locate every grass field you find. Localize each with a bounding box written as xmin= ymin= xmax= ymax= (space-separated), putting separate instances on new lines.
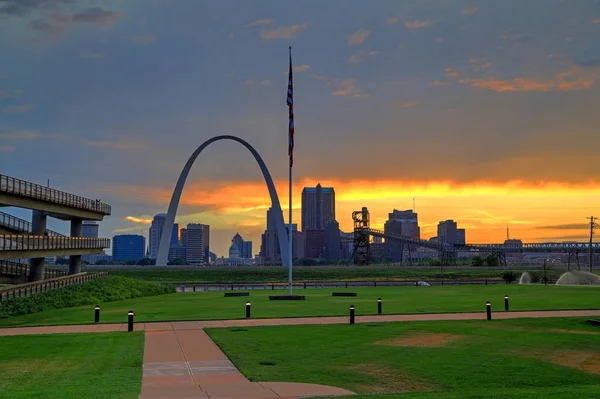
xmin=1 ymin=284 xmax=599 ymax=328
xmin=207 ymin=317 xmax=600 ymax=398
xmin=0 ymin=332 xmax=144 ymax=399
xmin=100 ymin=268 xmax=522 ymax=283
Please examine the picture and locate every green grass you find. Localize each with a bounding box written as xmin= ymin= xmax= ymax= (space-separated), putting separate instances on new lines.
xmin=0 ymin=276 xmax=174 ymax=319
xmin=101 ymin=268 xmax=520 ymax=283
xmin=207 ymin=317 xmax=600 ymax=398
xmin=0 ymin=332 xmax=144 ymax=399
xmin=1 ymin=284 xmax=599 ymax=327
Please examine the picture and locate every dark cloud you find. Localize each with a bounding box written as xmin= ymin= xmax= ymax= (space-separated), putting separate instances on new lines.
xmin=536 ymin=224 xmax=588 ymax=230
xmin=0 ymin=0 xmax=71 ymax=17
xmin=29 ymin=7 xmax=124 ymax=34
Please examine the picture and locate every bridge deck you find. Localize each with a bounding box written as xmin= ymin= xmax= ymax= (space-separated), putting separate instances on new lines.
xmin=0 ymin=174 xmax=111 ymax=221
xmin=0 ymin=234 xmax=110 ymax=259
xmin=0 ymin=211 xmax=62 ymax=236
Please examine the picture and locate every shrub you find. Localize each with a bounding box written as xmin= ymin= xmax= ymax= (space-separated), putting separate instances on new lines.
xmin=471 ymin=256 xmax=484 ymax=266
xmin=502 ymin=271 xmax=519 ymax=284
xmin=528 ymin=271 xmax=541 ymax=283
xmin=0 ymin=276 xmax=174 ymax=319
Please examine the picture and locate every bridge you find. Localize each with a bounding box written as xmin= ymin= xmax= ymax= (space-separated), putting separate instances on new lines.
xmin=347 ymin=207 xmax=600 ymax=266
xmin=0 ymin=174 xmax=112 ymax=282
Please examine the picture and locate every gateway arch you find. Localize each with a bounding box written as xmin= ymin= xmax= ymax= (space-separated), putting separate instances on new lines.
xmin=155 ymin=135 xmax=290 ymax=267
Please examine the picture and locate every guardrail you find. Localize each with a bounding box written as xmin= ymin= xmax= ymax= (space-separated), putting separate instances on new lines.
xmin=0 ymin=174 xmax=111 ymax=215
xmin=0 ymin=272 xmax=109 ymax=301
xmin=0 ymin=260 xmax=67 ymax=279
xmin=0 ymin=235 xmax=110 ymax=251
xmin=0 ymin=211 xmax=62 ymax=236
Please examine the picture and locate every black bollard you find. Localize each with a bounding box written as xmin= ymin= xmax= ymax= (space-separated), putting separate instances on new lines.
xmin=128 ymin=310 xmax=134 ymax=332
xmin=349 ymin=305 xmax=355 ymax=325
xmin=504 ymin=295 xmax=509 ymax=311
xmin=486 ymin=301 xmax=492 ymax=321
xmin=377 ymin=298 xmax=382 ymax=314
xmin=246 ymin=301 xmax=251 ymax=318
xmin=94 ymin=305 xmax=100 ymax=323
xmin=193 ymin=285 xmax=196 ymax=292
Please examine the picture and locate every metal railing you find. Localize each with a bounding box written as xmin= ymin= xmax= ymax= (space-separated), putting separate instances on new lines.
xmin=0 ymin=272 xmax=109 ymax=301
xmin=0 ymin=211 xmax=62 ymax=236
xmin=0 ymin=235 xmax=110 ymax=251
xmin=0 ymin=174 xmax=111 ymax=215
xmin=0 ymin=260 xmax=67 ymax=279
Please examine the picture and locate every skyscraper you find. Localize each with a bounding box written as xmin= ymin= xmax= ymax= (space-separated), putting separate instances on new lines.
xmin=148 ymin=213 xmax=166 ymax=259
xmin=437 ymin=220 xmax=466 ymax=245
xmin=384 ymin=209 xmax=421 ymax=262
xmin=184 ymin=223 xmax=204 ymax=265
xmin=113 ymin=234 xmax=145 ymax=262
xmin=301 ymin=183 xmax=335 ymax=231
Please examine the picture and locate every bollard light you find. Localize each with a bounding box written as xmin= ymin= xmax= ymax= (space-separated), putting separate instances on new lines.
xmin=377 ymin=298 xmax=382 ymax=315
xmin=94 ymin=305 xmax=100 ymax=323
xmin=504 ymin=295 xmax=509 ymax=312
xmin=486 ymin=301 xmax=492 ymax=321
xmin=349 ymin=305 xmax=355 ymax=325
xmin=128 ymin=310 xmax=134 ymax=332
xmin=246 ymin=301 xmax=251 ymax=318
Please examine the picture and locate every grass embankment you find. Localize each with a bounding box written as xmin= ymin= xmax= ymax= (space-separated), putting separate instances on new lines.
xmin=0 ymin=332 xmax=144 ymax=399
xmin=1 ymin=285 xmax=598 ymax=328
xmin=0 ymin=276 xmax=174 ymax=319
xmin=103 ymin=268 xmax=543 ymax=283
xmin=208 ymin=317 xmax=600 ymax=398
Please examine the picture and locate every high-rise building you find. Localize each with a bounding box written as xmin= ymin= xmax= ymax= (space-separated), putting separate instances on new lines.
xmin=304 ymin=229 xmax=325 ymax=259
xmin=301 ymin=183 xmax=335 ymax=231
xmin=113 ymin=234 xmax=145 ymax=262
xmin=232 ymin=233 xmax=244 ymax=252
xmin=241 ymin=241 xmax=253 ymax=259
xmin=148 ymin=213 xmax=166 ymax=259
xmin=324 ymin=220 xmax=341 ymax=260
xmin=266 ymin=207 xmax=283 ymax=232
xmin=384 ymin=209 xmax=421 ymax=262
xmin=437 ymin=220 xmax=466 ymax=245
xmin=260 ymin=231 xmax=280 ymax=264
xmin=82 ymin=222 xmax=99 ymax=263
xmin=184 ymin=223 xmax=204 ymax=265
xmin=202 ymin=224 xmax=210 ymax=262
xmin=293 ymin=231 xmax=305 ymax=259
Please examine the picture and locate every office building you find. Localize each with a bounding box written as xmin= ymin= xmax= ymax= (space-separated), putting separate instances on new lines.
xmin=241 ymin=241 xmax=253 ymax=259
xmin=437 ymin=220 xmax=466 ymax=245
xmin=202 ymin=224 xmax=210 ymax=262
xmin=82 ymin=221 xmax=99 ymax=264
xmin=232 ymin=233 xmax=244 ymax=252
xmin=293 ymin=231 xmax=305 ymax=259
xmin=304 ymin=229 xmax=325 ymax=259
xmin=260 ymin=231 xmax=280 ymax=264
xmin=113 ymin=235 xmax=145 ymax=262
xmin=184 ymin=223 xmax=204 ymax=265
xmin=301 ymin=183 xmax=335 ymax=231
xmin=168 ymin=244 xmax=186 ymax=262
xmin=384 ymin=209 xmax=420 ymax=262
xmin=324 ymin=220 xmax=341 ymax=260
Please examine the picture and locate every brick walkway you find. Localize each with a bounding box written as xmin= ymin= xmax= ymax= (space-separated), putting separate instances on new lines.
xmin=3 ymin=310 xmax=600 ymax=398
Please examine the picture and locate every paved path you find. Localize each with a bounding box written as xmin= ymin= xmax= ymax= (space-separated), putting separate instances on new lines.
xmin=2 ymin=309 xmax=600 ymax=336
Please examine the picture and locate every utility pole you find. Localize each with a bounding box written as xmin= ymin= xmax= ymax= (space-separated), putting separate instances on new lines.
xmin=587 ymin=216 xmax=597 ymax=272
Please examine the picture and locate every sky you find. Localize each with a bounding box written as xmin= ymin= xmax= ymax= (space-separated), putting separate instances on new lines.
xmin=1 ymin=0 xmax=600 ymax=257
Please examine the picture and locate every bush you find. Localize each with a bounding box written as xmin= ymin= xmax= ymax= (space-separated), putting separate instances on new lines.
xmin=502 ymin=271 xmax=519 ymax=284
xmin=0 ymin=276 xmax=174 ymax=319
xmin=471 ymin=256 xmax=484 ymax=266
xmin=528 ymin=271 xmax=541 ymax=283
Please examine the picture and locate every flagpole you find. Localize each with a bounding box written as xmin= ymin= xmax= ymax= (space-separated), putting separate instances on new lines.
xmin=287 ymin=46 xmax=293 ymax=296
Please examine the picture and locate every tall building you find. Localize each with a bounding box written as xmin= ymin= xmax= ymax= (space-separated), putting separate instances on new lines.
xmin=260 ymin=231 xmax=280 ymax=264
xmin=184 ymin=223 xmax=204 ymax=265
xmin=324 ymin=220 xmax=341 ymax=260
xmin=266 ymin=207 xmax=283 ymax=232
xmin=301 ymin=183 xmax=335 ymax=231
xmin=82 ymin=221 xmax=99 ymax=263
xmin=304 ymin=229 xmax=325 ymax=259
xmin=113 ymin=234 xmax=145 ymax=262
xmin=148 ymin=213 xmax=166 ymax=259
xmin=202 ymin=224 xmax=210 ymax=262
xmin=241 ymin=241 xmax=253 ymax=259
xmin=437 ymin=220 xmax=466 ymax=245
xmin=293 ymin=231 xmax=305 ymax=259
xmin=232 ymin=233 xmax=244 ymax=252
xmin=384 ymin=209 xmax=421 ymax=262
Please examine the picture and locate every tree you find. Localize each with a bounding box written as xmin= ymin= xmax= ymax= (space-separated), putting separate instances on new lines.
xmin=168 ymin=258 xmax=187 ymax=265
xmin=55 ymin=257 xmax=69 ymax=265
xmin=137 ymin=258 xmax=155 ymax=266
xmin=502 ymin=271 xmax=519 ymax=284
xmin=470 ymin=255 xmax=484 ymax=266
xmin=484 ymin=254 xmax=499 ymax=267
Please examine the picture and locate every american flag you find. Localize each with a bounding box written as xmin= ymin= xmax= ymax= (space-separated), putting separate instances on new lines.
xmin=287 ymin=47 xmax=294 ymax=168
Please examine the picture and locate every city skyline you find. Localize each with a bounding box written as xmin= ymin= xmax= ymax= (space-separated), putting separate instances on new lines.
xmin=2 ymin=1 xmax=600 ymax=256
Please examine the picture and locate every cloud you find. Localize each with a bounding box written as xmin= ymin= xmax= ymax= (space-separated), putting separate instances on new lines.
xmin=0 ymin=89 xmax=22 ymax=99
xmin=294 ymin=64 xmax=310 ymax=73
xmin=387 ymin=15 xmax=401 ymax=24
xmin=331 ymin=79 xmax=369 ymax=98
xmin=260 ymin=79 xmax=272 ymax=86
xmin=348 ymin=29 xmax=371 ymax=46
xmin=461 ymin=7 xmax=478 ymax=16
xmin=125 ymin=216 xmax=152 ymax=224
xmin=0 ymin=129 xmax=43 ymax=140
xmin=260 ymin=24 xmax=308 ymax=40
xmin=404 ymin=20 xmax=434 ymax=29
xmin=0 ymin=0 xmax=71 ymax=17
xmin=0 ymin=145 xmax=15 ymax=152
xmin=429 ymin=80 xmax=449 ymax=86
xmin=593 ymin=19 xmax=600 ymax=24
xmin=397 ymin=100 xmax=421 ymax=108
xmin=446 ymin=66 xmax=595 ymax=92
xmin=241 ymin=80 xmax=254 ymax=87
xmin=130 ymin=35 xmax=155 ymax=45
xmin=78 ymin=137 xmax=147 ymax=150
xmin=3 ymin=104 xmax=34 ymax=113
xmin=501 ymin=31 xmax=532 ymax=42
xmin=79 ymin=51 xmax=105 ymax=59
xmin=29 ymin=7 xmax=124 ymax=35
xmin=469 ymin=58 xmax=493 ymax=72
xmin=536 ymin=224 xmax=589 ymax=230
xmin=246 ymin=18 xmax=273 ymax=27
xmin=348 ymin=50 xmax=379 ymax=64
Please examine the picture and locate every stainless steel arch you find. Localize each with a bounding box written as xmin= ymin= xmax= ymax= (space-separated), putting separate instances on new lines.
xmin=156 ymin=135 xmax=290 ymax=266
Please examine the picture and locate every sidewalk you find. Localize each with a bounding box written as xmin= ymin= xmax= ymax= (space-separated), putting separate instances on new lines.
xmin=2 ymin=309 xmax=600 ymax=336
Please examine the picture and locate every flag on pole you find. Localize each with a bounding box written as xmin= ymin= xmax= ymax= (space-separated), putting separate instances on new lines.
xmin=287 ymin=47 xmax=294 ymax=168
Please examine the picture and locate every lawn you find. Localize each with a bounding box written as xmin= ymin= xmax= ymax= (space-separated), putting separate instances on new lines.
xmin=0 ymin=284 xmax=599 ymax=328
xmin=0 ymin=332 xmax=144 ymax=399
xmin=207 ymin=317 xmax=600 ymax=398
